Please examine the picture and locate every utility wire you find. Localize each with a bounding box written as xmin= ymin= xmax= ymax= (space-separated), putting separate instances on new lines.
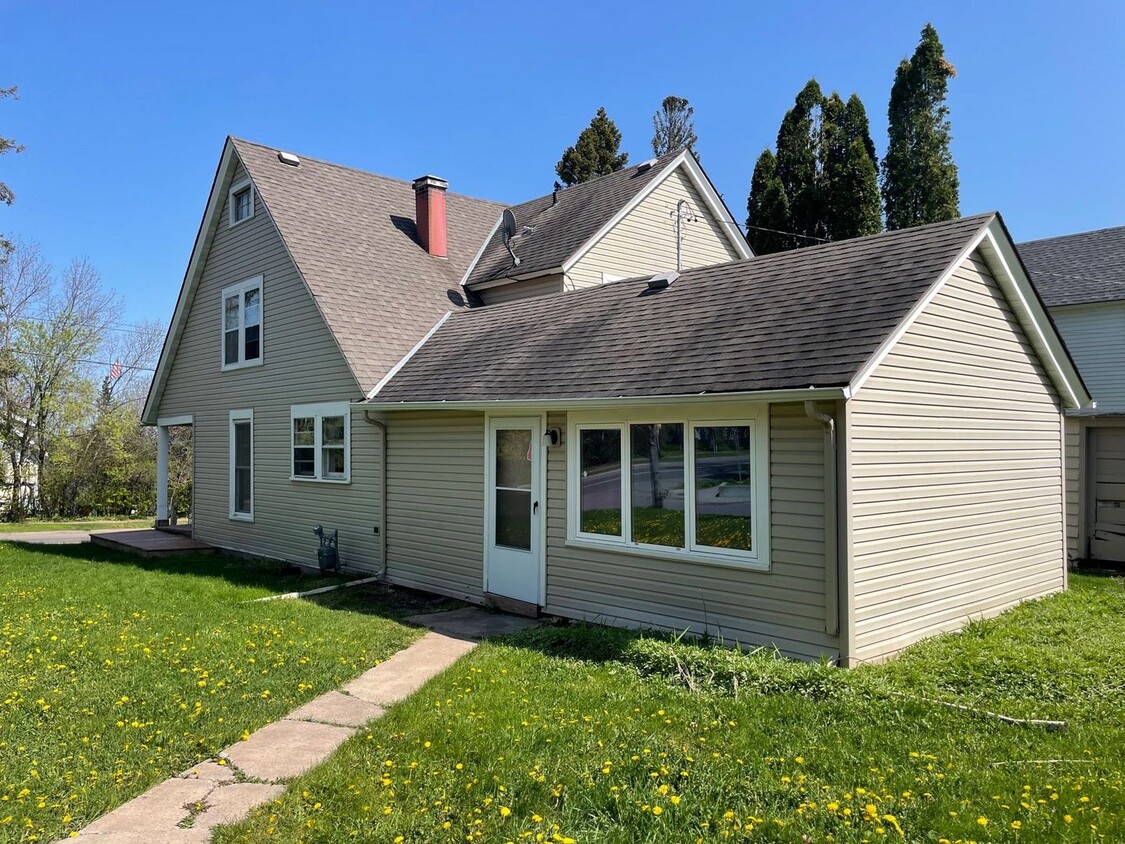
xmin=8 ymin=349 xmax=156 ymax=372
xmin=6 ymin=314 xmax=162 ymax=337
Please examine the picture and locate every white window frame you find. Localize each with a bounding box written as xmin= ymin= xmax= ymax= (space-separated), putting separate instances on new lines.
xmin=229 ymin=409 xmax=254 ymax=521
xmin=220 ymin=275 xmax=264 ymax=372
xmin=228 ymin=178 xmax=255 ymax=227
xmin=290 ymin=402 xmax=351 ymax=483
xmin=566 ymin=403 xmax=770 ymax=571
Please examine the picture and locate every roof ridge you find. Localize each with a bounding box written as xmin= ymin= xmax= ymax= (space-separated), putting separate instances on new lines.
xmin=1020 ymin=223 xmax=1125 ymax=247
xmin=509 ymin=147 xmax=686 ymax=212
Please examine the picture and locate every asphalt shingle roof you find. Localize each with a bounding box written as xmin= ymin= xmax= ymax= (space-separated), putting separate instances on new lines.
xmin=232 ymin=139 xmax=505 ymax=390
xmin=1019 ymin=225 xmax=1125 ymax=307
xmin=371 ymin=214 xmax=995 ymax=403
xmin=463 ymin=150 xmax=685 ymax=287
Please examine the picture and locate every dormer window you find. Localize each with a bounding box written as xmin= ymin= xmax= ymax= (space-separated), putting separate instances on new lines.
xmin=221 ymin=276 xmax=263 ymax=370
xmin=229 ymin=178 xmax=254 ymax=226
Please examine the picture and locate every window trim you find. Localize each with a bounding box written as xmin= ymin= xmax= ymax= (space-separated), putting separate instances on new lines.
xmin=228 ymin=178 xmax=255 ymax=227
xmin=220 ymin=275 xmax=264 ymax=372
xmin=229 ymin=409 xmax=254 ymax=522
xmin=290 ymin=402 xmax=351 ymax=484
xmin=566 ymin=404 xmax=770 ymax=571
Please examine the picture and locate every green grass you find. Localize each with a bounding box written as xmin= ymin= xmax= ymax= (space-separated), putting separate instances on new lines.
xmin=0 ymin=543 xmax=423 ymax=843
xmin=0 ymin=517 xmax=154 ymax=534
xmin=214 ymin=575 xmax=1125 ymax=844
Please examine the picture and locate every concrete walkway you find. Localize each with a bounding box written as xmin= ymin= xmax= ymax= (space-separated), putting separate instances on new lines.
xmin=0 ymin=527 xmax=139 ymax=545
xmin=54 ymin=607 xmax=536 ymax=844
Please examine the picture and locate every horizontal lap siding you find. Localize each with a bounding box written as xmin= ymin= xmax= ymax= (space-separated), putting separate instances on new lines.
xmin=543 ymin=406 xmax=838 ymax=661
xmin=385 ymin=411 xmax=485 ymax=602
xmin=1050 ymin=303 xmax=1125 ymax=412
xmin=849 ymin=253 xmax=1065 ymax=662
xmin=477 ymin=275 xmax=564 ymax=305
xmin=1065 ymin=417 xmax=1081 ymax=559
xmin=566 ymin=169 xmax=741 ymax=289
xmin=157 ymin=161 xmax=383 ymax=570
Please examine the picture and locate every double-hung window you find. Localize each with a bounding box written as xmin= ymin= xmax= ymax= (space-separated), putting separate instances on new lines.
xmin=291 ymin=402 xmax=350 ymax=482
xmin=229 ymin=409 xmax=254 ymax=521
xmin=221 ymin=276 xmax=263 ymax=370
xmin=569 ymin=406 xmax=769 ymax=570
xmin=229 ymin=178 xmax=255 ymax=226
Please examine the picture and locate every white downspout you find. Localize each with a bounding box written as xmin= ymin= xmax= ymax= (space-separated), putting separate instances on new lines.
xmin=804 ymin=401 xmax=839 ymax=644
xmin=362 ymin=409 xmax=389 ymax=578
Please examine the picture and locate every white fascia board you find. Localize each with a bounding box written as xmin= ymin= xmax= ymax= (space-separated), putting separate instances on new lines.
xmin=367 ymin=386 xmax=845 ymax=412
xmin=458 ymin=214 xmax=503 ymax=288
xmin=679 ymin=152 xmax=754 ymax=260
xmin=366 ymin=311 xmax=453 ymax=400
xmin=560 ymin=150 xmax=690 ymax=274
xmin=142 ymin=139 xmax=237 ymax=425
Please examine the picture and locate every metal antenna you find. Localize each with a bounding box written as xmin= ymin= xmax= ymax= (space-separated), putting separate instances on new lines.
xmin=671 ymin=199 xmax=698 ymax=272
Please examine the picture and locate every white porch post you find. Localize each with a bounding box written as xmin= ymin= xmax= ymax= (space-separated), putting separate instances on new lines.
xmin=156 ymin=425 xmax=169 ymax=525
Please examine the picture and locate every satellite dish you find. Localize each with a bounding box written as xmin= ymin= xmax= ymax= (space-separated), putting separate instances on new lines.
xmin=501 ymin=209 xmax=518 ymax=240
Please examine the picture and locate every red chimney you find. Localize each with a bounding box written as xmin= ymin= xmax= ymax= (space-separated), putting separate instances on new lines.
xmin=413 ymin=175 xmax=448 ymax=258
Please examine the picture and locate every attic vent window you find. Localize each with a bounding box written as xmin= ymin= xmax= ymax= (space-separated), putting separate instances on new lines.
xmin=228 ymin=178 xmax=254 ymax=226
xmin=647 ymin=271 xmax=679 ymax=290
xmin=278 ymin=151 xmax=300 ymax=167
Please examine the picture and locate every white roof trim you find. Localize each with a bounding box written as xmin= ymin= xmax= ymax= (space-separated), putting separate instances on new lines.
xmin=457 ymin=214 xmax=502 ymax=289
xmin=367 ymin=387 xmax=845 ymax=412
xmin=366 ymin=311 xmax=452 ymax=399
xmin=142 ymin=139 xmax=236 ymax=425
xmin=848 ymin=216 xmax=1092 ymax=410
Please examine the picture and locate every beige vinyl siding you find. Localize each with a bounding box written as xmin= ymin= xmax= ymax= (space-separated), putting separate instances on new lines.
xmin=383 ymin=411 xmax=486 ymax=602
xmin=477 ymin=274 xmax=564 ymax=306
xmin=1050 ymin=303 xmax=1125 ymax=412
xmin=543 ymin=405 xmax=838 ymax=662
xmin=1065 ymin=416 xmax=1081 ymax=559
xmin=848 ymin=252 xmax=1065 ymax=662
xmin=566 ymin=168 xmax=742 ymax=289
xmin=156 ymin=159 xmax=385 ymax=570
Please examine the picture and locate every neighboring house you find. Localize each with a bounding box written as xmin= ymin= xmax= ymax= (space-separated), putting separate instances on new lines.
xmin=1021 ymin=225 xmax=1125 ymax=563
xmin=145 ymin=137 xmax=1090 ymax=665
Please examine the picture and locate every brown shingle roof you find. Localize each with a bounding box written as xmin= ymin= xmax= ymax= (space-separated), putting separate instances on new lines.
xmin=371 ymin=214 xmax=996 ymax=403
xmin=232 ymin=139 xmax=505 ymax=391
xmin=1019 ymin=225 xmax=1125 ymax=307
xmin=463 ymin=149 xmax=686 ymax=287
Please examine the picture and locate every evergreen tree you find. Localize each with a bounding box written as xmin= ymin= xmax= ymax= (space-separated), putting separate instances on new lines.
xmin=821 ymin=93 xmax=882 ymax=240
xmin=651 ymin=95 xmax=698 ymax=156
xmin=1 ymin=85 xmax=26 ymax=255
xmin=774 ymin=79 xmax=825 ymax=245
xmin=882 ymin=23 xmax=959 ymax=230
xmin=555 ymin=107 xmax=629 ymax=187
xmin=745 ymin=150 xmax=790 ymax=254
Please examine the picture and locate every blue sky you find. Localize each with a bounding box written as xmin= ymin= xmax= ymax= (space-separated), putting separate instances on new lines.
xmin=3 ymin=1 xmax=1123 ymax=328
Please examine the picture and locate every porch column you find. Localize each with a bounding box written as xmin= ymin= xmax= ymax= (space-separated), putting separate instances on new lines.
xmin=156 ymin=424 xmax=169 ymax=526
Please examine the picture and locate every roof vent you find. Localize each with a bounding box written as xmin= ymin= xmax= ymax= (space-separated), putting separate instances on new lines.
xmin=636 ymin=158 xmax=657 ymax=173
xmin=647 ymin=271 xmax=679 ymax=290
xmin=278 ymin=151 xmax=300 ymax=167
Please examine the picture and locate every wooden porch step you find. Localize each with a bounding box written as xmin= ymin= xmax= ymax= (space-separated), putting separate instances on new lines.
xmin=90 ymin=529 xmax=214 ymax=558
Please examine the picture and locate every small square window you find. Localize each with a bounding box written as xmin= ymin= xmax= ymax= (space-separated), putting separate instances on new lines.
xmin=228 ymin=179 xmax=255 ymax=226
xmin=291 ymin=404 xmax=351 ymax=482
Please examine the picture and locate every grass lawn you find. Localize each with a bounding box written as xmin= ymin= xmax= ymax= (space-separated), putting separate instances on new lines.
xmin=0 ymin=542 xmax=425 ymax=843
xmin=0 ymin=518 xmax=154 ymax=534
xmin=215 ymin=575 xmax=1125 ymax=844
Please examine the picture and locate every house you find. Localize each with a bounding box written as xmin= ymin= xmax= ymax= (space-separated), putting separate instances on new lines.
xmin=1020 ymin=226 xmax=1125 ymax=563
xmin=145 ymin=138 xmax=1090 ymax=665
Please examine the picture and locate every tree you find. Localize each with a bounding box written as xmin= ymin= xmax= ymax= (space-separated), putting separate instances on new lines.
xmin=651 ymin=95 xmax=698 ymax=156
xmin=555 ymin=107 xmax=629 ymax=188
xmin=1 ymin=85 xmax=26 ymax=255
xmin=745 ymin=150 xmax=790 ymax=254
xmin=775 ymin=79 xmax=826 ymax=246
xmin=882 ymin=23 xmax=959 ymax=230
xmin=822 ymin=94 xmax=882 ymax=240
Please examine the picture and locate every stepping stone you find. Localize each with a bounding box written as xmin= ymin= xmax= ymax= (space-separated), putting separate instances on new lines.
xmin=287 ymin=690 xmax=384 ymax=727
xmin=178 ymin=760 xmax=236 ymax=784
xmin=221 ymin=719 xmax=355 ymax=781
xmin=194 ymin=782 xmax=286 ymax=829
xmin=343 ymin=632 xmax=475 ymax=706
xmin=78 ymin=777 xmax=214 ymax=836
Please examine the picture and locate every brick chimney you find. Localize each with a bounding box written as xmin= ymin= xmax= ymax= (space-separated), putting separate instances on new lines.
xmin=413 ymin=175 xmax=448 ymax=258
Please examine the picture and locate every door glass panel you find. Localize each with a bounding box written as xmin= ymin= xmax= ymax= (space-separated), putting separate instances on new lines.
xmin=495 ymin=489 xmax=532 ymax=550
xmin=630 ymin=423 xmax=685 ymax=547
xmin=494 ymin=428 xmax=533 ymax=551
xmin=694 ymin=425 xmax=752 ymax=551
xmin=579 ymin=428 xmax=621 ymax=536
xmin=495 ymin=429 xmax=532 ymax=489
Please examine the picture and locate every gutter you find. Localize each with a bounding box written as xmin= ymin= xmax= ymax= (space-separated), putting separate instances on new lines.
xmin=804 ymin=400 xmax=840 ymax=644
xmin=361 ymin=409 xmax=389 ymax=578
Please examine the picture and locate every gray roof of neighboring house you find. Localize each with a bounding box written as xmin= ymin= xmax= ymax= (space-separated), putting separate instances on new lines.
xmin=371 ymin=214 xmax=996 ymax=403
xmin=463 ymin=149 xmax=686 ymax=288
xmin=232 ymin=139 xmax=505 ymax=390
xmin=1019 ymin=225 xmax=1125 ymax=307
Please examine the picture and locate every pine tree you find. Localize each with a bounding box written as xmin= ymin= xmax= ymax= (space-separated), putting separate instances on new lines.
xmin=555 ymin=107 xmax=629 ymax=188
xmin=651 ymin=95 xmax=698 ymax=156
xmin=1 ymin=85 xmax=26 ymax=255
xmin=774 ymin=79 xmax=825 ymax=246
xmin=821 ymin=93 xmax=882 ymax=240
xmin=745 ymin=150 xmax=790 ymax=254
xmin=882 ymin=23 xmax=959 ymax=230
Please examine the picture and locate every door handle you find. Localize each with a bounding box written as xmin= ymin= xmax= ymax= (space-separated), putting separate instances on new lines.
xmin=533 ymin=501 xmax=539 ymax=514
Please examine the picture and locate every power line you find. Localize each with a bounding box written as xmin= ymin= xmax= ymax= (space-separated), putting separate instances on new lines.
xmin=7 ymin=314 xmax=162 ymax=337
xmin=8 ymin=349 xmax=156 ymax=372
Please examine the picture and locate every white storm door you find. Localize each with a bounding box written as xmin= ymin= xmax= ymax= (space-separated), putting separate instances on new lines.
xmin=486 ymin=417 xmax=542 ymax=604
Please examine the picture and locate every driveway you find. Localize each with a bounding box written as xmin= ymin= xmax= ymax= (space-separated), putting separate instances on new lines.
xmin=0 ymin=528 xmax=138 ymax=545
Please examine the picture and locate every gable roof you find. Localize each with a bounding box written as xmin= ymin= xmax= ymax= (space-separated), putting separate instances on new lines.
xmin=370 ymin=213 xmax=1090 ymax=409
xmin=462 ymin=149 xmax=751 ymax=288
xmin=1019 ymin=225 xmax=1125 ymax=307
xmin=143 ymin=138 xmax=504 ymax=422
